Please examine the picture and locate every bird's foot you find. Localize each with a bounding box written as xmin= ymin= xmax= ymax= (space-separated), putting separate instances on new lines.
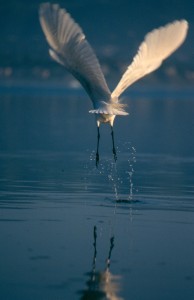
xmin=96 ymin=152 xmax=100 ymax=168
xmin=113 ymin=148 xmax=117 ymax=163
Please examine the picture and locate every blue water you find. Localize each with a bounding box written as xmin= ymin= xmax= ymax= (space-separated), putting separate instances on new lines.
xmin=1 ymin=0 xmax=194 ymax=299
xmin=0 ymin=90 xmax=194 ymax=300
xmin=1 ymin=0 xmax=194 ymax=85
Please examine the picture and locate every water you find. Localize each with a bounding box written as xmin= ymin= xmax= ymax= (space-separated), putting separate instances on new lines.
xmin=0 ymin=89 xmax=194 ymax=300
xmin=1 ymin=1 xmax=194 ymax=298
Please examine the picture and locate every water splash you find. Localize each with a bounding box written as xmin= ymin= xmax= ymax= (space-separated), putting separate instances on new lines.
xmin=84 ymin=142 xmax=137 ymax=202
xmin=107 ymin=162 xmax=119 ymax=201
xmin=126 ymin=143 xmax=136 ymax=201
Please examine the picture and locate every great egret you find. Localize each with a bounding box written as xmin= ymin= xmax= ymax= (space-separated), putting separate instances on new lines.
xmin=39 ymin=3 xmax=188 ymax=166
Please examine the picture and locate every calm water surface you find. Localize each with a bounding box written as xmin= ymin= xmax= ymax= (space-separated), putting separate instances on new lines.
xmin=0 ymin=88 xmax=194 ymax=300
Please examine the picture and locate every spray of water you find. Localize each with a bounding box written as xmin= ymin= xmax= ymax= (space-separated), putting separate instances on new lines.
xmin=84 ymin=142 xmax=137 ymax=202
xmin=126 ymin=144 xmax=136 ymax=201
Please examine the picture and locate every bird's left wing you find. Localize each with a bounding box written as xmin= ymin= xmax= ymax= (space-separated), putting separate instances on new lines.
xmin=112 ymin=20 xmax=188 ymax=98
xmin=39 ymin=3 xmax=111 ymax=104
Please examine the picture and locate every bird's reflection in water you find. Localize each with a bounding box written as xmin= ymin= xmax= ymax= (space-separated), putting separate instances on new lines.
xmin=79 ymin=226 xmax=123 ymax=300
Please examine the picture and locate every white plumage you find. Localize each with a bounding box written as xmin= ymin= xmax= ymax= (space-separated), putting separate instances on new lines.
xmin=39 ymin=3 xmax=111 ymax=106
xmin=39 ymin=2 xmax=188 ymax=165
xmin=112 ymin=20 xmax=188 ymax=98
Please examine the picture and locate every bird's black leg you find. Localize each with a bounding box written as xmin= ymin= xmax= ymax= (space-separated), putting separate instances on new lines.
xmin=111 ymin=126 xmax=117 ymax=162
xmin=96 ymin=126 xmax=100 ymax=167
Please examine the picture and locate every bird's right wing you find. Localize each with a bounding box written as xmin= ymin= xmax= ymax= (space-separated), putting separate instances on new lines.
xmin=112 ymin=20 xmax=188 ymax=98
xmin=39 ymin=3 xmax=111 ymax=104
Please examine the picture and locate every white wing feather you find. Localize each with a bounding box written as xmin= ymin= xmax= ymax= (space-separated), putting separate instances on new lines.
xmin=112 ymin=20 xmax=188 ymax=98
xmin=39 ymin=3 xmax=111 ymax=104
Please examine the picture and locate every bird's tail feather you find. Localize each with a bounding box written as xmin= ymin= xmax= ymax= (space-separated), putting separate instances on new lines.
xmin=89 ymin=102 xmax=128 ymax=115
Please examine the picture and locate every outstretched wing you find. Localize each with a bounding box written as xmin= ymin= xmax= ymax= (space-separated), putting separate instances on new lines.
xmin=39 ymin=3 xmax=111 ymax=104
xmin=112 ymin=20 xmax=188 ymax=98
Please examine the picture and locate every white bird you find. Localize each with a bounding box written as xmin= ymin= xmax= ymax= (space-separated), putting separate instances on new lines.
xmin=39 ymin=2 xmax=188 ymax=166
